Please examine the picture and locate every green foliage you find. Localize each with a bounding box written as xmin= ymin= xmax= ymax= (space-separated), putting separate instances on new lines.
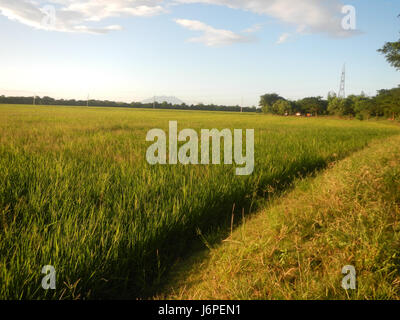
xmin=272 ymin=99 xmax=292 ymax=115
xmin=297 ymin=96 xmax=327 ymax=116
xmin=260 ymin=86 xmax=400 ymax=120
xmin=327 ymin=96 xmax=356 ymax=117
xmin=327 ymin=97 xmax=344 ymax=115
xmin=0 ymin=95 xmax=258 ymax=113
xmin=354 ymin=97 xmax=375 ymax=120
xmin=259 ymin=93 xmax=285 ymax=114
xmin=375 ymin=87 xmax=400 ymax=119
xmin=378 ymin=39 xmax=400 ymax=71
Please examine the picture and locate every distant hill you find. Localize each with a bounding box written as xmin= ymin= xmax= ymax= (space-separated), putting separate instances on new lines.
xmin=142 ymin=96 xmax=185 ymax=105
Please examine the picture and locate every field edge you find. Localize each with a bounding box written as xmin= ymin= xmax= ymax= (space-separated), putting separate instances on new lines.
xmin=157 ymin=134 xmax=400 ymax=300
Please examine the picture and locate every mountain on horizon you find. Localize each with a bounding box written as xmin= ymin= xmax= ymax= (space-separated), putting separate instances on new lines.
xmin=142 ymin=96 xmax=185 ymax=105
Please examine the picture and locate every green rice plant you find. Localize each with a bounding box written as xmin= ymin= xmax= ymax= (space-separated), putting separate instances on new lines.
xmin=0 ymin=104 xmax=398 ymax=299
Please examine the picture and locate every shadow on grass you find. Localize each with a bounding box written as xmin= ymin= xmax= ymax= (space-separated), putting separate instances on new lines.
xmin=92 ymin=155 xmax=336 ymax=299
xmin=146 ymin=158 xmax=333 ymax=300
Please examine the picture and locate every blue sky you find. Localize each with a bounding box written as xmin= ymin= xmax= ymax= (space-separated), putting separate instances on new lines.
xmin=0 ymin=0 xmax=399 ymax=106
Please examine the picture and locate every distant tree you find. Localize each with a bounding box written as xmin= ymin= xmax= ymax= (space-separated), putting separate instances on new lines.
xmin=376 ymin=87 xmax=400 ymax=120
xmin=328 ymin=97 xmax=345 ymax=116
xmin=297 ymin=96 xmax=327 ymax=116
xmin=272 ymin=99 xmax=292 ymax=115
xmin=161 ymin=101 xmax=170 ymax=109
xmin=342 ymin=96 xmax=357 ymax=116
xmin=260 ymin=93 xmax=285 ymax=114
xmin=327 ymin=91 xmax=337 ymax=103
xmin=0 ymin=95 xmax=258 ymax=113
xmin=42 ymin=96 xmax=55 ymax=105
xmin=327 ymin=95 xmax=356 ymax=117
xmin=354 ymin=97 xmax=374 ymax=120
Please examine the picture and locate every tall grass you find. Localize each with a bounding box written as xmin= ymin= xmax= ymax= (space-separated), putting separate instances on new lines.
xmin=159 ymin=135 xmax=400 ymax=300
xmin=0 ymin=105 xmax=399 ymax=299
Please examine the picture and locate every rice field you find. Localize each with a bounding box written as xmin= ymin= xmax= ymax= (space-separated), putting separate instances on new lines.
xmin=0 ymin=104 xmax=399 ymax=299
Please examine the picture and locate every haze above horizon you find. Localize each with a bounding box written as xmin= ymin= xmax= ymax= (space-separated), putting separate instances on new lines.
xmin=0 ymin=0 xmax=399 ymax=106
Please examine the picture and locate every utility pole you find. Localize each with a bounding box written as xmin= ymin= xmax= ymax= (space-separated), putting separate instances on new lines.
xmin=33 ymin=95 xmax=36 ymax=106
xmin=338 ymin=64 xmax=346 ymax=99
xmin=241 ymin=97 xmax=243 ymax=113
xmin=87 ymin=94 xmax=89 ymax=107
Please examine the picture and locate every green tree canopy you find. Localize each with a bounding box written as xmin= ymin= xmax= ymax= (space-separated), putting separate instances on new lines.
xmin=272 ymin=99 xmax=292 ymax=115
xmin=376 ymin=87 xmax=400 ymax=119
xmin=378 ymin=40 xmax=400 ymax=71
xmin=327 ymin=97 xmax=354 ymax=116
xmin=354 ymin=97 xmax=375 ymax=120
xmin=378 ymin=15 xmax=400 ymax=71
xmin=297 ymin=96 xmax=327 ymax=116
xmin=260 ymin=93 xmax=285 ymax=114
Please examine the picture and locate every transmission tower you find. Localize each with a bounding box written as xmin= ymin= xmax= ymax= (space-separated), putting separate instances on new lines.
xmin=338 ymin=64 xmax=346 ymax=99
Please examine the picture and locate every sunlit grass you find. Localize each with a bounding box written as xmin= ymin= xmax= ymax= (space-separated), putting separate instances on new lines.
xmin=0 ymin=104 xmax=399 ymax=299
xmin=160 ymin=135 xmax=400 ymax=300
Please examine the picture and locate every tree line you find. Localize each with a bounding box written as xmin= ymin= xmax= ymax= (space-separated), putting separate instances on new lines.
xmin=259 ymin=86 xmax=400 ymax=120
xmin=260 ymin=16 xmax=400 ymax=120
xmin=2 ymin=16 xmax=399 ymax=118
xmin=0 ymin=95 xmax=258 ymax=113
xmin=2 ymin=89 xmax=399 ymax=120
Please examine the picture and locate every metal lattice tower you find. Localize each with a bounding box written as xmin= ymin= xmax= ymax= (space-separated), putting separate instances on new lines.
xmin=338 ymin=64 xmax=346 ymax=99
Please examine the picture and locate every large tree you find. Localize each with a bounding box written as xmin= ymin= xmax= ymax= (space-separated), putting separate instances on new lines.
xmin=376 ymin=87 xmax=400 ymax=120
xmin=354 ymin=97 xmax=375 ymax=120
xmin=297 ymin=96 xmax=327 ymax=116
xmin=378 ymin=40 xmax=400 ymax=71
xmin=272 ymin=99 xmax=292 ymax=115
xmin=378 ymin=15 xmax=400 ymax=70
xmin=327 ymin=97 xmax=354 ymax=116
xmin=259 ymin=93 xmax=285 ymax=114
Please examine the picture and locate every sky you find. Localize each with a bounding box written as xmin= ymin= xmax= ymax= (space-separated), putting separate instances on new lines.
xmin=0 ymin=0 xmax=399 ymax=106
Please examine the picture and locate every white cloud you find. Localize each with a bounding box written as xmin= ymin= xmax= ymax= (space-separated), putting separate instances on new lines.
xmin=0 ymin=0 xmax=360 ymax=40
xmin=0 ymin=0 xmax=166 ymax=34
xmin=175 ymin=19 xmax=252 ymax=46
xmin=277 ymin=32 xmax=290 ymax=44
xmin=243 ymin=23 xmax=263 ymax=34
xmin=175 ymin=0 xmax=358 ymax=38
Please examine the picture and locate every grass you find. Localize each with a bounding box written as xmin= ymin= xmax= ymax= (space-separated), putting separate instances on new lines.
xmin=159 ymin=135 xmax=400 ymax=300
xmin=0 ymin=104 xmax=399 ymax=299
